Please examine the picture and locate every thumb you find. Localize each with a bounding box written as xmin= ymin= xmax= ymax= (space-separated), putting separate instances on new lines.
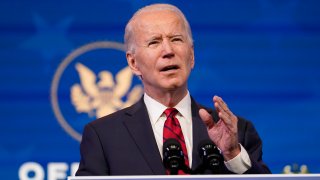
xmin=199 ymin=108 xmax=215 ymax=129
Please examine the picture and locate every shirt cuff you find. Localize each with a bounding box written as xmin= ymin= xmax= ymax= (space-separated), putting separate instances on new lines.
xmin=224 ymin=144 xmax=252 ymax=174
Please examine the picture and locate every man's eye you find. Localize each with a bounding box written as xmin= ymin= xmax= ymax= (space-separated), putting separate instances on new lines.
xmin=172 ymin=38 xmax=183 ymax=42
xmin=148 ymin=41 xmax=159 ymax=47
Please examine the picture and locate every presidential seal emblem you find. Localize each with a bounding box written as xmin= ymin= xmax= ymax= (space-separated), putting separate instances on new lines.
xmin=50 ymin=41 xmax=143 ymax=142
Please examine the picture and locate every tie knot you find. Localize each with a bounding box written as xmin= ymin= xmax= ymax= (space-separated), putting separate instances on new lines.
xmin=164 ymin=108 xmax=178 ymax=118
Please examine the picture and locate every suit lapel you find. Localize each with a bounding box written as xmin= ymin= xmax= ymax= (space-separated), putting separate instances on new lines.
xmin=123 ymin=98 xmax=166 ymax=175
xmin=190 ymin=97 xmax=211 ymax=170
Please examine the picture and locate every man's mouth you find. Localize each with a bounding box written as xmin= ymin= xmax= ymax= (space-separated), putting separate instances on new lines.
xmin=160 ymin=65 xmax=179 ymax=72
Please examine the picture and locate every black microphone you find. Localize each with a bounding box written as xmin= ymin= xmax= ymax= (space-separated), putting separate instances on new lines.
xmin=163 ymin=138 xmax=190 ymax=174
xmin=198 ymin=139 xmax=223 ymax=173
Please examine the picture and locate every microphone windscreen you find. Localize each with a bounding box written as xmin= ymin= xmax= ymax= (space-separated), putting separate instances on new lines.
xmin=163 ymin=138 xmax=181 ymax=151
xmin=198 ymin=139 xmax=222 ymax=170
xmin=163 ymin=138 xmax=184 ymax=172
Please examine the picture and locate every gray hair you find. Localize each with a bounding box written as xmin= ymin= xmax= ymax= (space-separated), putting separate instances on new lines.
xmin=124 ymin=3 xmax=193 ymax=52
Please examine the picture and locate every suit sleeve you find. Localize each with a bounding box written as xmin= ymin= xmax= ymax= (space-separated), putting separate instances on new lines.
xmin=240 ymin=119 xmax=271 ymax=174
xmin=76 ymin=123 xmax=109 ymax=175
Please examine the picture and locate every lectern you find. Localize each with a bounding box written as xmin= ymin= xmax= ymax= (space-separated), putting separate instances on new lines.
xmin=68 ymin=174 xmax=320 ymax=180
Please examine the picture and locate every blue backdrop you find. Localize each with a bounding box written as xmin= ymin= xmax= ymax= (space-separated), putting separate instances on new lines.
xmin=1 ymin=0 xmax=320 ymax=179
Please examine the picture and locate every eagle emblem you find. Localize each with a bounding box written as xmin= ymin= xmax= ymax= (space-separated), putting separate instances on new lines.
xmin=71 ymin=63 xmax=143 ymax=118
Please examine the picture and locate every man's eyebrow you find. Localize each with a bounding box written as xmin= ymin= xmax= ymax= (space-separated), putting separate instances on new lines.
xmin=168 ymin=34 xmax=184 ymax=38
xmin=145 ymin=35 xmax=162 ymax=42
xmin=150 ymin=35 xmax=162 ymax=40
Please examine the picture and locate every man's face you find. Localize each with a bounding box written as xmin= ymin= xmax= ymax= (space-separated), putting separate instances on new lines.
xmin=126 ymin=10 xmax=195 ymax=94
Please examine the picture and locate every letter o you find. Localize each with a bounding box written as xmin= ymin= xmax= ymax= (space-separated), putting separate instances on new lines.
xmin=19 ymin=162 xmax=44 ymax=180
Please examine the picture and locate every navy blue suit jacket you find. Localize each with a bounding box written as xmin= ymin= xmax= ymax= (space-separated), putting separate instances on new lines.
xmin=76 ymin=97 xmax=271 ymax=175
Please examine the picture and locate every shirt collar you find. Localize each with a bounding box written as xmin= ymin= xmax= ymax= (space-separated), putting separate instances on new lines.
xmin=144 ymin=91 xmax=192 ymax=125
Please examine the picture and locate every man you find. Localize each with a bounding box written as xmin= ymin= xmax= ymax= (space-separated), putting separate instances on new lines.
xmin=76 ymin=3 xmax=271 ymax=175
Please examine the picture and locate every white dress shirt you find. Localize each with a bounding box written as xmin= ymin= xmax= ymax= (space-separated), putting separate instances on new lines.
xmin=143 ymin=92 xmax=251 ymax=174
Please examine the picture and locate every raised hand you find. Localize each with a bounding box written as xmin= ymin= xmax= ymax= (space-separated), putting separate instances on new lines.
xmin=199 ymin=95 xmax=240 ymax=161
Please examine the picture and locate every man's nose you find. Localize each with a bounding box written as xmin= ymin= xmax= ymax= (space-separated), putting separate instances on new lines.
xmin=161 ymin=39 xmax=174 ymax=58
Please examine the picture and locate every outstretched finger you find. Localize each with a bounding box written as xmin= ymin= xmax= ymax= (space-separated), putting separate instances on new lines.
xmin=199 ymin=108 xmax=215 ymax=129
xmin=214 ymin=96 xmax=234 ymax=117
xmin=218 ymin=111 xmax=233 ymax=127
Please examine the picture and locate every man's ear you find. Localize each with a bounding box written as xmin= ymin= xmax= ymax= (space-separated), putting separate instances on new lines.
xmin=126 ymin=52 xmax=142 ymax=76
xmin=190 ymin=47 xmax=195 ymax=69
